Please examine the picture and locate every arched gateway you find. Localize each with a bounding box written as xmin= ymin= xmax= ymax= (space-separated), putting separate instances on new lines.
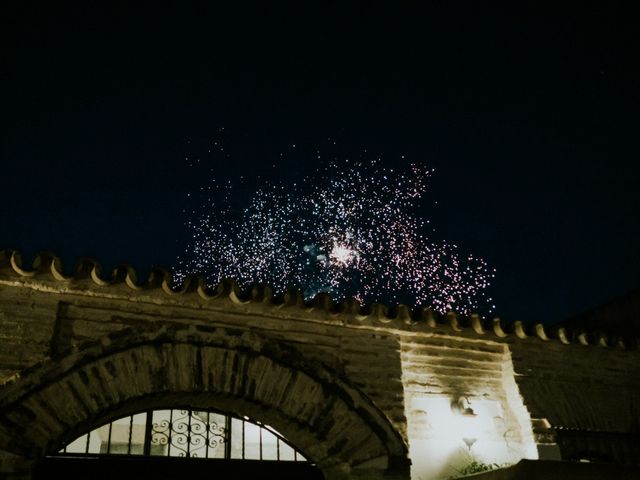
xmin=2 ymin=251 xmax=639 ymax=479
xmin=39 ymin=406 xmax=318 ymax=479
xmin=0 ymin=324 xmax=408 ymax=479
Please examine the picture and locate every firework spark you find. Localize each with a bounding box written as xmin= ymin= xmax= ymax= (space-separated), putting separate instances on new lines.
xmin=175 ymin=157 xmax=495 ymax=315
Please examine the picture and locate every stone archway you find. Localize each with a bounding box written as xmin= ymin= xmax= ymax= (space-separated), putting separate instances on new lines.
xmin=0 ymin=322 xmax=409 ymax=479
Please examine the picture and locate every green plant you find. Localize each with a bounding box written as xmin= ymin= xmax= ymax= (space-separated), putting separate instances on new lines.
xmin=457 ymin=460 xmax=501 ymax=475
xmin=448 ymin=458 xmax=507 ymax=478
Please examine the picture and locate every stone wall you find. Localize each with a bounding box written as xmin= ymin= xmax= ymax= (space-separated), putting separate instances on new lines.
xmin=0 ymin=251 xmax=638 ymax=479
xmin=510 ymin=338 xmax=640 ymax=464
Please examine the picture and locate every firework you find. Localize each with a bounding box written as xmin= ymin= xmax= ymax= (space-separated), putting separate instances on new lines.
xmin=175 ymin=156 xmax=495 ymax=315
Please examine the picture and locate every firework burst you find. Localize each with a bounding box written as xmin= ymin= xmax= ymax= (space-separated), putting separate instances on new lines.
xmin=175 ymin=156 xmax=495 ymax=315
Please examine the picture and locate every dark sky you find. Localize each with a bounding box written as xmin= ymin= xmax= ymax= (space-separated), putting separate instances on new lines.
xmin=1 ymin=1 xmax=638 ymax=325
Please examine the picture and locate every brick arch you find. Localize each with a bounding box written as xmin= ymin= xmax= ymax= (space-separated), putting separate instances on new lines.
xmin=0 ymin=323 xmax=408 ymax=479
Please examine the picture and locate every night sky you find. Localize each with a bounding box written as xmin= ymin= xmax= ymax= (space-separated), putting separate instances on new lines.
xmin=2 ymin=2 xmax=638 ymax=325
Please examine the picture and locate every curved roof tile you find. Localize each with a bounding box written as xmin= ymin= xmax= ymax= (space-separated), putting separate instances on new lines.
xmin=0 ymin=249 xmax=637 ymax=350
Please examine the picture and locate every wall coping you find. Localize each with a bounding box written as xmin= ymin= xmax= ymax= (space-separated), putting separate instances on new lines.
xmin=1 ymin=250 xmax=637 ymax=351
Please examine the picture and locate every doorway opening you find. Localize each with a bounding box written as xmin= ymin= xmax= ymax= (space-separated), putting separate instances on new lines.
xmin=34 ymin=407 xmax=323 ymax=479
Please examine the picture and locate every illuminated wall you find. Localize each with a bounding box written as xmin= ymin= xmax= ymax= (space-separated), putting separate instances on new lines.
xmin=401 ymin=335 xmax=538 ymax=479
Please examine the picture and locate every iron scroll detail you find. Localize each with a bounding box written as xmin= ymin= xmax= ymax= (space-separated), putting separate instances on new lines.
xmin=150 ymin=410 xmax=226 ymax=458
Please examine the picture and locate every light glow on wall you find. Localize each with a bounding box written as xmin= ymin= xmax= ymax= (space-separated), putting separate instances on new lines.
xmin=407 ymin=395 xmax=532 ymax=480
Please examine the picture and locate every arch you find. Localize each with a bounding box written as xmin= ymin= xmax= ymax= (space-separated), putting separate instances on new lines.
xmin=59 ymin=407 xmax=309 ymax=461
xmin=0 ymin=322 xmax=409 ymax=479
